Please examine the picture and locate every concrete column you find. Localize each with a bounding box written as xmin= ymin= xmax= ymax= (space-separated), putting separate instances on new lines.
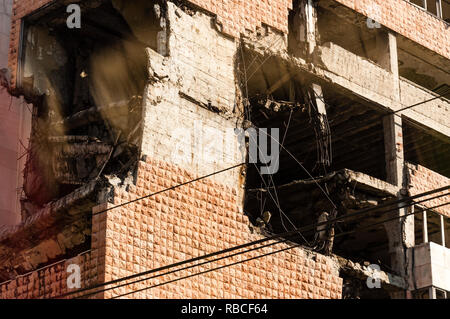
xmin=436 ymin=0 xmax=443 ymax=18
xmin=388 ymin=33 xmax=400 ymax=101
xmin=383 ymin=114 xmax=403 ymax=187
xmin=311 ymin=83 xmax=326 ymax=116
xmin=375 ymin=32 xmax=400 ymax=100
xmin=423 ymin=210 xmax=428 ymax=243
xmin=430 ymin=287 xmax=436 ymax=299
xmin=294 ymin=0 xmax=318 ymax=57
xmin=440 ymin=215 xmax=445 ymax=247
xmin=383 ymin=114 xmax=414 ymax=291
xmin=305 ymin=0 xmax=317 ymax=55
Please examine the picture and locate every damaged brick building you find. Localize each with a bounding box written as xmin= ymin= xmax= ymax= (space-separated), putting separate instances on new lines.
xmin=0 ymin=0 xmax=449 ymax=299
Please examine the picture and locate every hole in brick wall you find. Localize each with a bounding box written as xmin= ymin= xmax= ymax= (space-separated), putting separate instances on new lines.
xmin=403 ymin=122 xmax=450 ymax=178
xmin=17 ymin=0 xmax=167 ymax=212
xmin=314 ymin=3 xmax=392 ymax=71
xmin=287 ymin=0 xmax=304 ymax=58
xmin=20 ymin=0 xmax=166 ymax=116
xmin=240 ymin=48 xmax=392 ymax=264
xmin=396 ymin=35 xmax=450 ymax=95
xmin=443 ymin=0 xmax=450 ymax=22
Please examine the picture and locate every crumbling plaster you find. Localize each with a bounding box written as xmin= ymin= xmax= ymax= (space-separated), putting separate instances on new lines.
xmin=140 ymin=3 xmax=244 ymax=188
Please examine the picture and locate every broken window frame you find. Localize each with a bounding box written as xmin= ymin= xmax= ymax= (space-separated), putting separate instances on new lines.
xmin=407 ymin=0 xmax=449 ymax=22
xmin=412 ymin=286 xmax=449 ymax=299
xmin=16 ymin=1 xmax=57 ymax=91
xmin=413 ymin=204 xmax=448 ymax=247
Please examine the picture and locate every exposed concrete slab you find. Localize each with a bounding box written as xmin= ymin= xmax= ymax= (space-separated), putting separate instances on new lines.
xmin=344 ymin=169 xmax=399 ymax=197
xmin=242 ymin=39 xmax=450 ymax=137
xmin=408 ymin=242 xmax=450 ymax=292
xmin=334 ymin=255 xmax=407 ymax=290
xmin=0 ymin=179 xmax=108 ymax=280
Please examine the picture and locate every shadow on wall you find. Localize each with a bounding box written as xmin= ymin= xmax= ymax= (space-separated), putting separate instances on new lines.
xmin=14 ymin=0 xmax=166 ymax=219
xmin=0 ymin=84 xmax=32 ymax=226
xmin=0 ymin=0 xmax=32 ymax=226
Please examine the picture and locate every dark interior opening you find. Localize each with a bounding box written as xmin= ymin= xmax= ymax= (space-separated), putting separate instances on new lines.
xmin=404 ymin=121 xmax=450 ymax=178
xmin=240 ymin=49 xmax=392 ymax=269
xmin=18 ymin=0 xmax=166 ymax=211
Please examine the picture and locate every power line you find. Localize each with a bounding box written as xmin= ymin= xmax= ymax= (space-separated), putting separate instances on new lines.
xmin=76 ymin=237 xmax=296 ymax=299
xmin=77 ymin=193 xmax=449 ymax=299
xmin=92 ymin=162 xmax=245 ymax=217
xmin=57 ymin=186 xmax=449 ymax=299
xmin=52 ymin=40 xmax=450 ymax=298
xmin=110 ymin=242 xmax=303 ymax=299
xmin=246 ymin=125 xmax=312 ymax=246
xmin=67 ymin=187 xmax=450 ymax=298
xmin=107 ymin=201 xmax=449 ymax=299
xmin=101 ymin=20 xmax=450 ymax=298
xmin=391 ymin=90 xmax=450 ymax=115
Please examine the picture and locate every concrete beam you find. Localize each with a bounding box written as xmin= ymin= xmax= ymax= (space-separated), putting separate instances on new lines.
xmin=293 ymin=0 xmax=318 ymax=57
xmin=383 ymin=114 xmax=404 ymax=187
xmin=334 ymin=255 xmax=407 ymax=290
xmin=388 ymin=32 xmax=400 ymax=101
xmin=383 ymin=113 xmax=414 ymax=283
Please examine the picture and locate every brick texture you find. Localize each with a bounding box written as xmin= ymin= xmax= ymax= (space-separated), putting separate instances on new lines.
xmin=0 ymin=202 xmax=108 ymax=299
xmin=188 ymin=0 xmax=292 ymax=37
xmin=334 ymin=0 xmax=450 ymax=60
xmin=0 ymin=157 xmax=343 ymax=299
xmin=406 ymin=163 xmax=450 ymax=218
xmin=7 ymin=0 xmax=450 ymax=88
xmin=102 ymin=157 xmax=342 ymax=299
xmin=0 ymin=252 xmax=104 ymax=299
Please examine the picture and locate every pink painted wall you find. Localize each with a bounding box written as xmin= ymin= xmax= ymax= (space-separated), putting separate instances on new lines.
xmin=0 ymin=0 xmax=31 ymax=225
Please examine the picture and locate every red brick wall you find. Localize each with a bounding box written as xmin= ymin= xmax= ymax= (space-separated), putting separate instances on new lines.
xmin=0 ymin=251 xmax=104 ymax=299
xmin=0 ymin=203 xmax=108 ymax=299
xmin=102 ymin=157 xmax=342 ymax=299
xmin=188 ymin=0 xmax=292 ymax=37
xmin=334 ymin=0 xmax=450 ymax=60
xmin=406 ymin=163 xmax=450 ymax=218
xmin=8 ymin=0 xmax=450 ymax=88
xmin=0 ymin=198 xmax=108 ymax=299
xmin=0 ymin=157 xmax=343 ymax=299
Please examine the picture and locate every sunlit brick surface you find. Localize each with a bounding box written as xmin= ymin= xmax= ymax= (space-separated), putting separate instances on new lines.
xmin=334 ymin=0 xmax=450 ymax=59
xmin=406 ymin=163 xmax=450 ymax=218
xmin=8 ymin=0 xmax=450 ymax=87
xmin=0 ymin=252 xmax=104 ymax=299
xmin=102 ymin=158 xmax=342 ymax=299
xmin=0 ymin=157 xmax=343 ymax=299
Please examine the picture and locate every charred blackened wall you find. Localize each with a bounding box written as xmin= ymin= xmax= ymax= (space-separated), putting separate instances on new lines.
xmin=18 ymin=0 xmax=168 ymax=218
xmin=0 ymin=0 xmax=32 ymax=225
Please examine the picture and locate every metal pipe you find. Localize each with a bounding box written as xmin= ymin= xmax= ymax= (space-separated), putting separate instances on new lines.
xmin=423 ymin=209 xmax=428 ymax=243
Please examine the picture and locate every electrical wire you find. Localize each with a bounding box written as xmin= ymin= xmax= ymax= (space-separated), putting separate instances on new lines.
xmin=56 ymin=186 xmax=449 ymax=299
xmin=107 ymin=201 xmax=449 ymax=299
xmin=391 ymin=90 xmax=450 ymax=115
xmin=92 ymin=162 xmax=246 ymax=217
xmin=246 ymin=119 xmax=312 ymax=246
xmin=51 ymin=28 xmax=450 ymax=299
xmin=77 ymin=193 xmax=449 ymax=299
